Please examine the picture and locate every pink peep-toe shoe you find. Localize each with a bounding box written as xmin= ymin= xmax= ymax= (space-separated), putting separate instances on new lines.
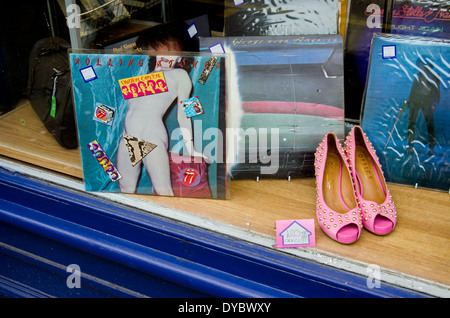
xmin=314 ymin=132 xmax=362 ymax=244
xmin=344 ymin=126 xmax=397 ymax=235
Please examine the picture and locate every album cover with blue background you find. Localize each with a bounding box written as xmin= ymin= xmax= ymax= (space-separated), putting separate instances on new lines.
xmin=344 ymin=0 xmax=450 ymax=121
xmin=70 ymin=50 xmax=228 ymax=199
xmin=361 ymin=34 xmax=449 ymax=191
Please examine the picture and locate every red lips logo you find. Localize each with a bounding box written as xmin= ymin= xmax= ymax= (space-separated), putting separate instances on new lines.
xmin=95 ymin=108 xmax=107 ymax=120
xmin=181 ymin=168 xmax=200 ymax=187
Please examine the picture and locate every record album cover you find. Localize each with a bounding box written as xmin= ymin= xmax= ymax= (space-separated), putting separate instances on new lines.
xmin=200 ymin=35 xmax=345 ymax=179
xmin=344 ymin=0 xmax=450 ymax=121
xmin=224 ymin=0 xmax=339 ymax=36
xmin=361 ymin=34 xmax=450 ymax=191
xmin=70 ymin=50 xmax=228 ymax=199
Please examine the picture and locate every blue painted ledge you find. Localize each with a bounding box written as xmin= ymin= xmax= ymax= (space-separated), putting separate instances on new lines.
xmin=0 ymin=167 xmax=428 ymax=298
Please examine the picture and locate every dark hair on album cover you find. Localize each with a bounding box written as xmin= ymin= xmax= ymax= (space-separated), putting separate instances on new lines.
xmin=136 ymin=20 xmax=199 ymax=52
xmin=137 ymin=21 xmax=197 ymax=74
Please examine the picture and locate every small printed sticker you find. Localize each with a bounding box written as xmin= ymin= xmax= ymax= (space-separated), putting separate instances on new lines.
xmin=93 ymin=103 xmax=115 ymax=125
xmin=87 ymin=140 xmax=122 ymax=182
xmin=382 ymin=45 xmax=396 ymax=59
xmin=276 ymin=219 xmax=316 ymax=248
xmin=123 ymin=133 xmax=157 ymax=166
xmin=182 ymin=96 xmax=204 ymax=118
xmin=187 ymin=23 xmax=198 ymax=38
xmin=233 ymin=0 xmax=245 ymax=6
xmin=80 ymin=65 xmax=98 ymax=82
xmin=209 ymin=43 xmax=225 ymax=54
xmin=198 ymin=57 xmax=218 ymax=85
xmin=119 ymin=71 xmax=168 ymax=99
xmin=180 ymin=168 xmax=201 ymax=187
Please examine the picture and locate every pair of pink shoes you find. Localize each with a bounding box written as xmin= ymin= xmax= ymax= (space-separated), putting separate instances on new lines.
xmin=314 ymin=125 xmax=397 ymax=244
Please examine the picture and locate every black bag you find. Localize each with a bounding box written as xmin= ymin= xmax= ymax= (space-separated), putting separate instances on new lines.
xmin=26 ymin=37 xmax=78 ymax=149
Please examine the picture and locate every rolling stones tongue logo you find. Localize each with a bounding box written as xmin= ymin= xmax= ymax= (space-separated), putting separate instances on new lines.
xmin=180 ymin=168 xmax=200 ymax=187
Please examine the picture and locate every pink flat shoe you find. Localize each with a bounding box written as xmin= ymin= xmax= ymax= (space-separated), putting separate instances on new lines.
xmin=344 ymin=126 xmax=397 ymax=235
xmin=314 ymin=132 xmax=362 ymax=244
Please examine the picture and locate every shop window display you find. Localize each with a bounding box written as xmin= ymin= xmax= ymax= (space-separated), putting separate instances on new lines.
xmin=0 ymin=0 xmax=449 ymax=298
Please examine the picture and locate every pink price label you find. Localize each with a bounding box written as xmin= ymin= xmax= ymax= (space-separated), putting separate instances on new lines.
xmin=276 ymin=219 xmax=316 ymax=248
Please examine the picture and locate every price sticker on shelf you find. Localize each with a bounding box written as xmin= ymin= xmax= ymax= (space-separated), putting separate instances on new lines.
xmin=276 ymin=219 xmax=316 ymax=248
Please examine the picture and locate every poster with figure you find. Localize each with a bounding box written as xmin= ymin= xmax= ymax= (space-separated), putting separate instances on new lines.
xmin=200 ymin=34 xmax=345 ymax=180
xmin=70 ymin=50 xmax=229 ymax=199
xmin=344 ymin=0 xmax=450 ymax=122
xmin=361 ymin=33 xmax=450 ymax=191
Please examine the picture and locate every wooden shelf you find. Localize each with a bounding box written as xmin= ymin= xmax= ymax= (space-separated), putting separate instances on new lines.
xmin=1 ymin=100 xmax=449 ymax=290
xmin=0 ymin=101 xmax=82 ymax=178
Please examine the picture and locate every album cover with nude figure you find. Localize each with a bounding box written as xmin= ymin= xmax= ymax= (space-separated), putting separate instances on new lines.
xmin=70 ymin=50 xmax=229 ymax=199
